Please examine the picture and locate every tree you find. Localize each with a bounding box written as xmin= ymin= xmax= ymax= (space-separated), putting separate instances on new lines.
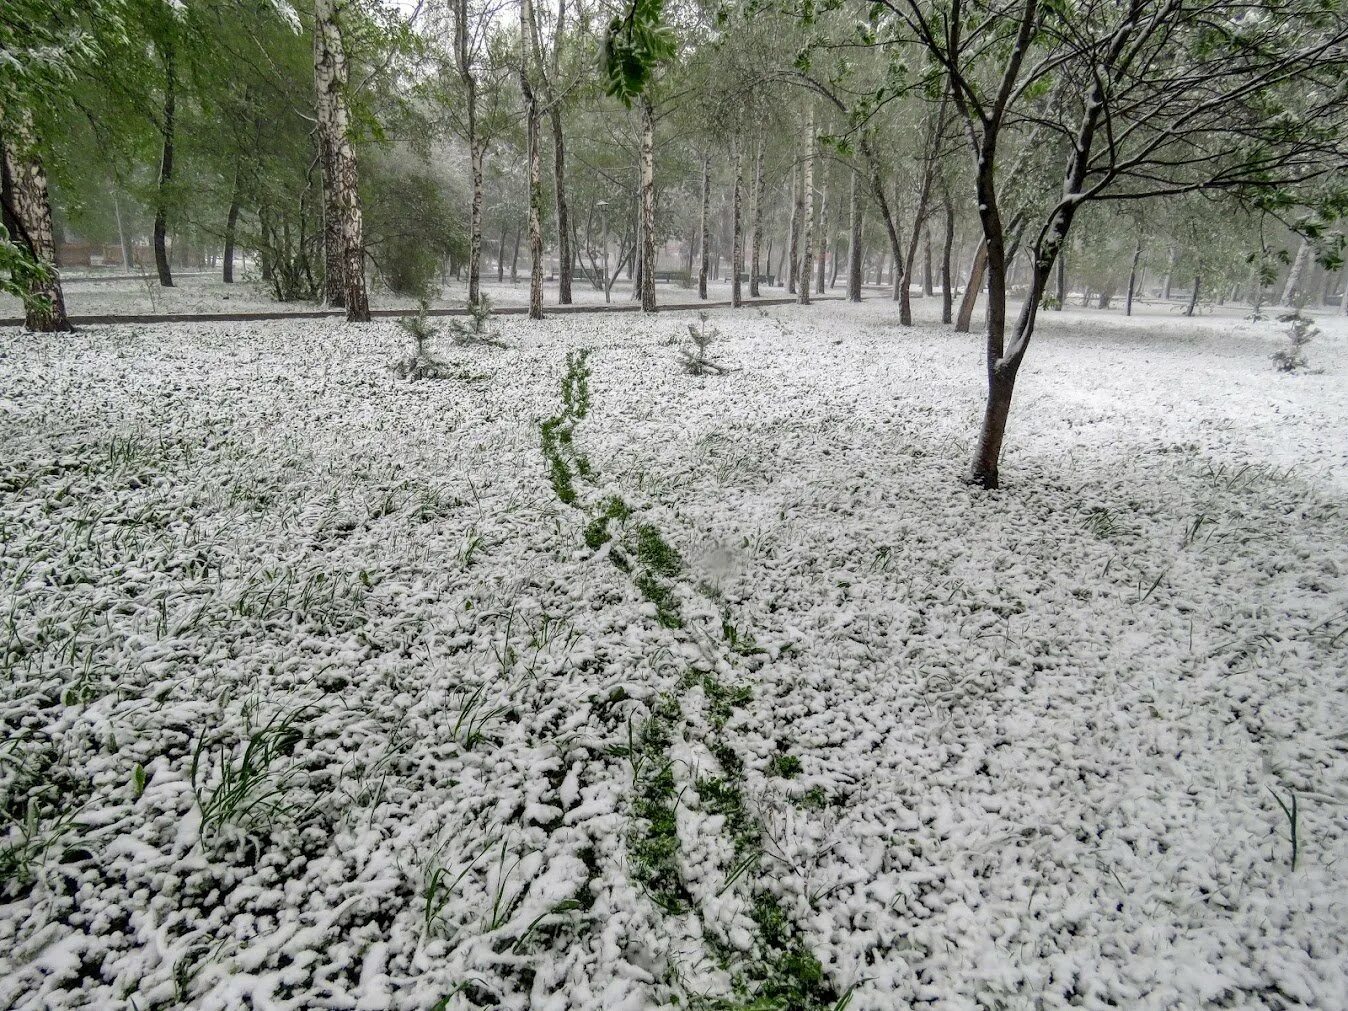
xmin=881 ymin=0 xmax=1348 ymax=487
xmin=315 ymin=0 xmax=371 ymax=321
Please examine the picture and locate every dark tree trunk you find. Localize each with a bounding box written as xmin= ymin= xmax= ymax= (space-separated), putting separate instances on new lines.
xmin=223 ymin=197 xmax=240 ymax=283
xmin=698 ymin=153 xmax=710 ymax=299
xmin=731 ymin=143 xmax=743 ymax=308
xmin=1185 ymin=272 xmax=1201 ymax=316
xmin=153 ymin=42 xmax=177 ymax=288
xmin=1125 ymin=237 xmax=1143 ymax=316
xmin=498 ymin=227 xmax=507 ymax=282
xmin=1054 ymin=255 xmax=1065 ymax=309
xmin=551 ymin=107 xmax=571 ymax=304
xmin=750 ymin=137 xmax=764 ymax=297
xmin=511 ymin=227 xmax=521 ymax=281
xmin=847 ymin=167 xmax=863 ymax=302
xmin=922 ymin=226 xmax=933 ymax=296
xmin=941 ymin=198 xmax=954 ymax=323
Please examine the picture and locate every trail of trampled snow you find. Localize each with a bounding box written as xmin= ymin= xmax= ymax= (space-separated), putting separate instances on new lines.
xmin=0 ymin=301 xmax=1344 ymax=1009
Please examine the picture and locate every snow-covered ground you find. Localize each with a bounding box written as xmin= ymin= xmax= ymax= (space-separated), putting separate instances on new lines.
xmin=1 ymin=299 xmax=1346 ymax=1010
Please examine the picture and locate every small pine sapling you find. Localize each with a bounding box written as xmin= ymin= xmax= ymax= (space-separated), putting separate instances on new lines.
xmin=1271 ymin=311 xmax=1318 ymax=373
xmin=448 ymin=298 xmax=506 ymax=348
xmin=679 ymin=313 xmax=729 ymax=376
xmin=392 ymin=301 xmax=454 ymax=379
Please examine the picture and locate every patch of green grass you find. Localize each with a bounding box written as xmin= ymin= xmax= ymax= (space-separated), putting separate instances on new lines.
xmin=698 ymin=775 xmax=759 ymax=856
xmin=767 ymin=754 xmax=802 ymax=779
xmin=628 ymin=696 xmax=693 ymax=915
xmin=583 ymin=496 xmax=633 ymax=550
xmin=635 ymin=523 xmax=682 ymax=577
xmin=635 ymin=573 xmax=683 ymax=629
xmin=795 ymin=786 xmax=828 ymax=810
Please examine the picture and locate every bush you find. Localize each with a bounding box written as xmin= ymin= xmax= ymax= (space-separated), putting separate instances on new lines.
xmin=1272 ymin=311 xmax=1317 ymax=373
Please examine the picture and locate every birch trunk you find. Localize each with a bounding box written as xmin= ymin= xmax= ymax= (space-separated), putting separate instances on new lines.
xmin=797 ymin=105 xmax=813 ymax=307
xmin=1281 ymin=238 xmax=1310 ymax=307
xmin=1 ymin=109 xmax=71 ymax=331
xmin=698 ymin=153 xmax=710 ymax=299
xmin=519 ymin=0 xmax=544 ymax=319
xmin=316 ymin=0 xmax=369 ymax=320
xmin=639 ymin=93 xmax=656 ymax=313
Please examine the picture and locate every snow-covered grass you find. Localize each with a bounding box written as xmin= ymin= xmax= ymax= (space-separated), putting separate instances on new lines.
xmin=1 ymin=299 xmax=1345 ymax=1009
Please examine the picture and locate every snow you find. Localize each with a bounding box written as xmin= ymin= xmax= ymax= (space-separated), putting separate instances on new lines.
xmin=1 ymin=297 xmax=1346 ymax=1009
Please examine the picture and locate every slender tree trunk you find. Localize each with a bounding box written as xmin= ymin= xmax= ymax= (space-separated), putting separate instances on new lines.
xmin=467 ymin=140 xmax=484 ymax=303
xmin=153 ymin=41 xmax=176 ymax=288
xmin=731 ymin=142 xmax=743 ymax=308
xmin=922 ymin=226 xmax=933 ymax=296
xmin=1054 ymin=255 xmax=1065 ymax=309
xmin=847 ymin=167 xmax=863 ymax=302
xmin=698 ymin=153 xmax=710 ymax=299
xmin=511 ymin=227 xmax=521 ymax=281
xmin=223 ymin=192 xmax=240 ymax=284
xmin=955 ymin=239 xmax=988 ymax=333
xmin=316 ymin=47 xmax=344 ymax=306
xmin=1125 ymin=236 xmax=1143 ymax=316
xmin=1 ymin=111 xmax=72 ymax=331
xmin=1281 ymin=238 xmax=1310 ymax=307
xmin=1185 ymin=272 xmax=1201 ymax=316
xmin=940 ymin=198 xmax=954 ymax=323
xmin=815 ymin=181 xmax=827 ymax=294
xmin=519 ymin=0 xmax=543 ymax=319
xmin=798 ymin=104 xmax=814 ymax=307
xmin=639 ymin=93 xmax=656 ymax=313
xmin=1340 ymin=263 xmax=1348 ymax=316
xmin=875 ymin=253 xmax=884 ymax=286
xmin=551 ymin=108 xmax=571 ymax=304
xmin=749 ymin=137 xmax=764 ymax=298
xmin=788 ymin=162 xmax=801 ymax=294
xmin=498 ymin=227 xmax=507 ymax=281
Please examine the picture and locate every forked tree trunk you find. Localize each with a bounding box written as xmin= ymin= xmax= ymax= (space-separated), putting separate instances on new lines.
xmin=1125 ymin=236 xmax=1143 ymax=316
xmin=1281 ymin=238 xmax=1310 ymax=307
xmin=698 ymin=153 xmax=710 ymax=299
xmin=797 ymin=104 xmax=814 ymax=307
xmin=153 ymin=41 xmax=176 ymax=288
xmin=731 ymin=143 xmax=743 ymax=308
xmin=1 ymin=112 xmax=72 ymax=331
xmin=749 ymin=138 xmax=764 ymax=297
xmin=940 ymin=198 xmax=954 ymax=323
xmin=519 ymin=0 xmax=543 ymax=319
xmin=847 ymin=167 xmax=863 ymax=302
xmin=639 ymin=93 xmax=656 ymax=313
xmin=315 ymin=0 xmax=369 ymax=321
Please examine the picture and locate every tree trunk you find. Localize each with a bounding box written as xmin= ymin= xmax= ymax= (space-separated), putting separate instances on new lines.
xmin=316 ymin=0 xmax=369 ymax=321
xmin=955 ymin=239 xmax=988 ymax=333
xmin=639 ymin=93 xmax=656 ymax=313
xmin=922 ymin=226 xmax=933 ymax=296
xmin=511 ymin=227 xmax=521 ymax=281
xmin=1125 ymin=237 xmax=1143 ymax=316
xmin=815 ymin=181 xmax=827 ymax=295
xmin=940 ymin=198 xmax=954 ymax=323
xmin=731 ymin=143 xmax=743 ymax=308
xmin=1340 ymin=263 xmax=1348 ymax=316
xmin=749 ymin=137 xmax=764 ymax=298
xmin=223 ymin=195 xmax=240 ymax=284
xmin=519 ymin=0 xmax=543 ymax=319
xmin=1054 ymin=255 xmax=1065 ymax=309
xmin=797 ymin=104 xmax=814 ymax=307
xmin=1281 ymin=238 xmax=1310 ymax=307
xmin=551 ymin=108 xmax=571 ymax=304
xmin=847 ymin=167 xmax=863 ymax=302
xmin=498 ymin=227 xmax=507 ymax=282
xmin=1 ymin=111 xmax=72 ymax=331
xmin=153 ymin=41 xmax=177 ymax=288
xmin=788 ymin=161 xmax=801 ymax=294
xmin=468 ymin=139 xmax=484 ymax=303
xmin=698 ymin=153 xmax=710 ymax=299
xmin=113 ymin=189 xmax=132 ymax=270
xmin=1186 ymin=272 xmax=1201 ymax=316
